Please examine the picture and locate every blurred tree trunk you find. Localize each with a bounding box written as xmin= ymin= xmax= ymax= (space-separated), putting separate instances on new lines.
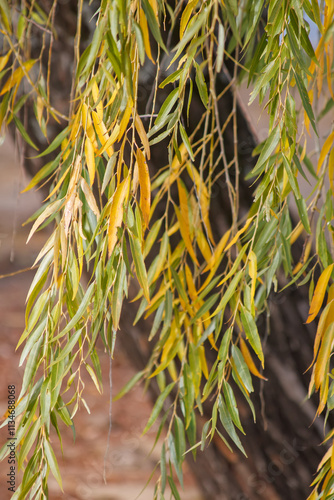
xmin=16 ymin=2 xmax=325 ymax=499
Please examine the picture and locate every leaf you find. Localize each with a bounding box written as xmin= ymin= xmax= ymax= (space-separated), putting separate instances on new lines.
xmin=191 ymin=293 xmax=220 ymax=324
xmin=293 ymin=69 xmax=318 ymax=135
xmin=216 ymin=22 xmax=225 ymax=73
xmin=139 ymin=7 xmax=154 ymax=63
xmin=80 ymin=177 xmax=100 ymax=217
xmin=129 ymin=232 xmax=150 ymax=301
xmin=141 ymin=0 xmax=167 ymax=52
xmin=0 ymin=59 xmax=35 ymax=95
xmin=317 ymin=130 xmax=334 ymax=174
xmin=240 ymin=338 xmax=267 ymax=380
xmin=225 ymin=217 xmax=253 ymax=251
xmin=240 ymin=305 xmax=264 ymax=366
xmin=17 ymin=419 xmax=40 ymax=469
xmin=296 ymin=197 xmax=311 ymax=234
xmin=27 ymin=199 xmax=64 ymax=243
xmin=113 ymin=371 xmax=144 ymax=401
xmin=35 ymin=127 xmax=69 ymax=158
xmin=180 ymin=0 xmax=197 ymax=38
xmin=135 ymin=114 xmax=150 ymax=158
xmin=223 ymin=380 xmax=244 ymax=433
xmin=13 ymin=115 xmax=39 ymax=150
xmin=195 ymin=62 xmax=208 ymax=108
xmin=248 ymin=250 xmax=257 ymax=304
xmin=214 ymin=270 xmax=243 ymax=316
xmin=314 ymin=323 xmax=334 ymax=390
xmin=142 ymin=382 xmax=175 ymax=434
xmin=175 ymin=181 xmax=199 ymax=266
xmin=179 ymin=123 xmax=194 ymax=161
xmin=218 ymin=394 xmax=247 ymax=456
xmin=137 ymin=149 xmax=151 ymax=228
xmin=108 ymin=176 xmax=130 ymax=256
xmin=43 ymin=439 xmax=63 ymax=491
xmin=307 ymin=264 xmax=334 ymax=323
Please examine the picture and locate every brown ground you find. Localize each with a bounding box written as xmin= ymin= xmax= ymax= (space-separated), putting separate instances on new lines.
xmin=0 ymin=138 xmax=202 ymax=500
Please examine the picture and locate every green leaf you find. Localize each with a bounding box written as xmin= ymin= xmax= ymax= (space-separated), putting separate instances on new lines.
xmin=223 ymin=381 xmax=244 ymax=433
xmin=296 ymin=197 xmax=311 ymax=234
xmin=293 ymin=69 xmax=317 ymax=135
xmin=35 ymin=126 xmax=69 ymax=158
xmin=43 ymin=439 xmax=63 ymax=491
xmin=129 ymin=232 xmax=150 ymax=301
xmin=195 ymin=62 xmax=208 ymax=108
xmin=218 ymin=394 xmax=247 ymax=456
xmin=114 ymin=370 xmax=144 ymax=401
xmin=191 ymin=293 xmax=220 ymax=324
xmin=167 ymin=475 xmax=181 ymax=500
xmin=214 ymin=270 xmax=243 ymax=316
xmin=13 ymin=115 xmax=38 ymax=150
xmin=17 ymin=418 xmax=40 ymax=469
xmin=240 ymin=305 xmax=264 ymax=366
xmin=141 ymin=0 xmax=167 ymax=52
xmin=179 ymin=123 xmax=194 ymax=161
xmin=231 ymin=344 xmax=253 ymax=393
xmin=142 ymin=382 xmax=175 ymax=434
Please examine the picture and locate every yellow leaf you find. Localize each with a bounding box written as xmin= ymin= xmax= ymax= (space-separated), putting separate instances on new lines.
xmin=225 ymin=217 xmax=254 ymax=251
xmin=307 ymin=263 xmax=334 ymax=323
xmin=240 ymin=338 xmax=267 ymax=381
xmin=314 ymin=323 xmax=334 ymax=389
xmin=199 ymin=345 xmax=209 ymax=379
xmin=196 ymin=228 xmax=212 ymax=264
xmin=82 ymin=103 xmax=98 ymax=150
xmin=92 ymin=80 xmax=103 ymax=121
xmin=91 ymin=110 xmax=114 ymax=157
xmin=328 ymin=147 xmax=334 ymax=193
xmin=97 ymin=123 xmax=120 ymax=156
xmin=149 ymin=0 xmax=158 ymax=17
xmin=135 ymin=113 xmax=150 ymax=159
xmin=27 ymin=199 xmax=64 ymax=243
xmin=137 ymin=149 xmax=151 ymax=228
xmin=139 ymin=8 xmax=154 ymax=63
xmin=0 ymin=59 xmax=35 ymax=96
xmin=0 ymin=50 xmax=11 ymax=73
xmin=202 ymin=229 xmax=231 ymax=273
xmin=80 ymin=177 xmax=100 ymax=217
xmin=84 ymin=137 xmax=95 ymax=185
xmin=331 ymin=440 xmax=334 ymax=472
xmin=161 ymin=319 xmax=177 ymax=363
xmin=317 ymin=130 xmax=334 ymax=174
xmin=117 ymin=101 xmax=132 ymax=141
xmin=248 ymin=250 xmax=257 ymax=304
xmin=186 ymin=162 xmax=215 ymax=244
xmin=176 ymin=179 xmax=199 ymax=266
xmin=108 ymin=176 xmax=130 ymax=256
xmin=290 ymin=222 xmax=304 ymax=245
xmin=180 ymin=0 xmax=198 ymax=38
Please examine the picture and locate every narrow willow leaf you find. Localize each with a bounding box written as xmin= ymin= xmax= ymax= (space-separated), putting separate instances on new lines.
xmin=223 ymin=381 xmax=244 ymax=433
xmin=240 ymin=338 xmax=267 ymax=381
xmin=231 ymin=344 xmax=253 ymax=393
xmin=17 ymin=418 xmax=40 ymax=469
xmin=141 ymin=0 xmax=167 ymax=52
xmin=137 ymin=149 xmax=151 ymax=228
xmin=129 ymin=232 xmax=150 ymax=301
xmin=43 ymin=439 xmax=63 ymax=491
xmin=218 ymin=395 xmax=247 ymax=456
xmin=191 ymin=293 xmax=220 ymax=324
xmin=307 ymin=264 xmax=334 ymax=323
xmin=294 ymin=69 xmax=317 ymax=135
xmin=27 ymin=199 xmax=63 ymax=243
xmin=142 ymin=382 xmax=175 ymax=434
xmin=108 ymin=176 xmax=130 ymax=256
xmin=240 ymin=305 xmax=264 ymax=366
xmin=213 ymin=270 xmax=243 ymax=316
xmin=315 ymin=323 xmax=334 ymax=390
xmin=113 ymin=371 xmax=144 ymax=401
xmin=216 ymin=23 xmax=225 ymax=73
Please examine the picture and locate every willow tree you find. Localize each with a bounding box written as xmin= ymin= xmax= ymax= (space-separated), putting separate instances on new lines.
xmin=0 ymin=0 xmax=333 ymax=499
